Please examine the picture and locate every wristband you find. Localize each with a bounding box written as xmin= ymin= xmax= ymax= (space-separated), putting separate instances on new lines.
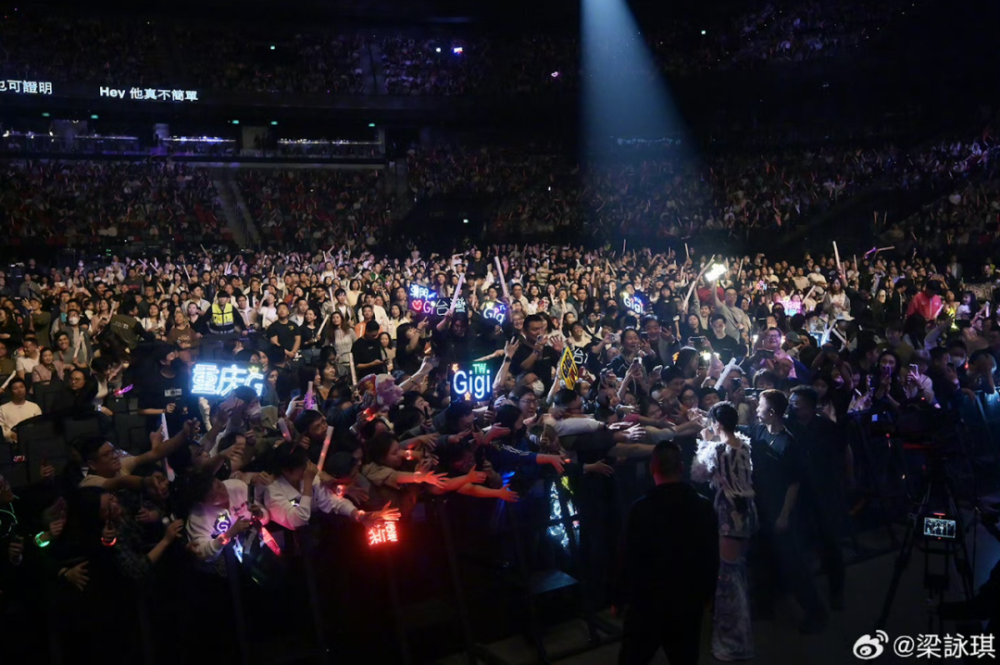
xmin=35 ymin=531 xmax=51 ymax=548
xmin=101 ymin=536 xmax=117 ymax=548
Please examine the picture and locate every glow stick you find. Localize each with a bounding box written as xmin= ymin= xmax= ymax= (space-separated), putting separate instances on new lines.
xmin=201 ymin=244 xmax=210 ymax=257
xmin=0 ymin=371 xmax=16 ymax=392
xmin=278 ymin=419 xmax=291 ymax=442
xmin=820 ymin=322 xmax=833 ymax=346
xmin=803 ymin=285 xmax=816 ymax=303
xmin=305 ymin=381 xmax=315 ymax=411
xmin=684 ymin=243 xmax=690 ymax=263
xmin=832 ymin=327 xmax=848 ymax=346
xmin=833 ymin=241 xmax=842 ymax=274
xmin=317 ymin=425 xmax=334 ymax=471
xmin=73 ymin=333 xmax=85 ymax=363
xmin=316 ymin=314 xmax=330 ymax=338
xmin=494 ymin=257 xmax=510 ymax=301
xmin=160 ymin=414 xmax=175 ymax=481
xmin=447 ymin=273 xmax=465 ymax=316
xmin=681 ymin=255 xmax=716 ymax=312
xmin=622 ymin=239 xmax=627 ymax=254
xmin=713 ymin=358 xmax=738 ymax=391
xmin=348 ymin=352 xmax=357 ymax=386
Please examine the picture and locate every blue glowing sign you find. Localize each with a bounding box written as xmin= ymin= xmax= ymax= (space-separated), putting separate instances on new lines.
xmin=408 ymin=284 xmax=439 ymax=316
xmin=450 ymin=362 xmax=493 ymax=402
xmin=191 ymin=363 xmax=264 ymax=398
xmin=621 ymin=291 xmax=648 ymax=316
xmin=481 ymin=301 xmax=507 ymax=324
xmin=435 ymin=297 xmax=468 ymax=317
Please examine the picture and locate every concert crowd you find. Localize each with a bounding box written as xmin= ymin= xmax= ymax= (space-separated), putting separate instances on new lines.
xmin=1 ymin=204 xmax=1000 ymax=661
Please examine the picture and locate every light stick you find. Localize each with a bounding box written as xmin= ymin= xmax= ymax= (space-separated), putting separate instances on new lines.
xmin=622 ymin=239 xmax=627 ymax=254
xmin=832 ymin=241 xmax=842 ymax=275
xmin=316 ymin=314 xmax=330 ymax=338
xmin=348 ymin=352 xmax=357 ymax=386
xmin=73 ymin=333 xmax=85 ymax=363
xmin=317 ymin=425 xmax=334 ymax=471
xmin=714 ymin=358 xmax=738 ymax=391
xmin=278 ymin=419 xmax=291 ymax=442
xmin=447 ymin=273 xmax=465 ymax=316
xmin=160 ymin=414 xmax=175 ymax=481
xmin=494 ymin=257 xmax=510 ymax=301
xmin=0 ymin=370 xmax=16 ymax=392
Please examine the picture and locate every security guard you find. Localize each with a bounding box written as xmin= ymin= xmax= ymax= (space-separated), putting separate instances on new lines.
xmin=208 ymin=291 xmax=244 ymax=335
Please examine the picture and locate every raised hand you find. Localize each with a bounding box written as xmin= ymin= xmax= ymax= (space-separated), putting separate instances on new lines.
xmin=584 ymin=461 xmax=615 ymax=476
xmin=496 ymin=485 xmax=519 ymax=503
xmin=415 ymin=470 xmax=448 ymax=488
xmin=163 ymin=520 xmax=185 ymax=544
xmin=64 ymin=561 xmax=89 ymax=591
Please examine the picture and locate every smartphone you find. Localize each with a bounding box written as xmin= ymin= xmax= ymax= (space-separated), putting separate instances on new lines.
xmin=909 ymin=364 xmax=919 ymax=375
xmin=759 ymin=349 xmax=775 ymax=359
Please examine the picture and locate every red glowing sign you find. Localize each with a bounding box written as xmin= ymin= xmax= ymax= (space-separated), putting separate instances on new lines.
xmin=367 ymin=520 xmax=399 ymax=547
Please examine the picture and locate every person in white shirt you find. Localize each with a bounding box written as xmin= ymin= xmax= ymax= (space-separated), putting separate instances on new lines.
xmin=185 ymin=473 xmax=269 ymax=563
xmin=0 ymin=378 xmax=41 ymax=441
xmin=15 ymin=336 xmax=40 ymax=380
xmin=236 ymin=294 xmax=258 ymax=331
xmin=77 ymin=420 xmax=197 ymax=490
xmin=264 ymin=445 xmax=398 ymax=530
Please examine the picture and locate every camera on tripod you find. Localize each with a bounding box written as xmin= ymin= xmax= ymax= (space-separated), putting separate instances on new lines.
xmin=922 ymin=513 xmax=958 ymax=540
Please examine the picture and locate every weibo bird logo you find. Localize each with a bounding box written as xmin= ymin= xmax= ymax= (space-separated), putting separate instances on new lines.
xmin=852 ymin=631 xmax=889 ymax=660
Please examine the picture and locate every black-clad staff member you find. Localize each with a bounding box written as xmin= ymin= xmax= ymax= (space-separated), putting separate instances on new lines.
xmin=614 ymin=442 xmax=719 ymax=665
xmin=267 ymin=302 xmax=301 ymax=362
xmin=743 ymin=389 xmax=828 ymax=634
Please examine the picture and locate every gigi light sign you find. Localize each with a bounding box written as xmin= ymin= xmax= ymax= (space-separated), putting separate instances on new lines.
xmin=451 ymin=362 xmax=493 ymax=402
xmin=408 ymin=284 xmax=439 ymax=315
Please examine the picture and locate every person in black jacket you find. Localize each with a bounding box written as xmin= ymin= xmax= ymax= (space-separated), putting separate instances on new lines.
xmin=614 ymin=441 xmax=719 ymax=665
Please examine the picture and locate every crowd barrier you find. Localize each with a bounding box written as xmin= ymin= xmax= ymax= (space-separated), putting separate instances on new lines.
xmin=6 ymin=389 xmax=1000 ymax=664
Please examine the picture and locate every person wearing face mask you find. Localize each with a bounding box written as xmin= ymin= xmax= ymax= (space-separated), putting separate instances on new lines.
xmin=60 ymin=310 xmax=92 ymax=367
xmin=137 ymin=345 xmax=195 ymax=434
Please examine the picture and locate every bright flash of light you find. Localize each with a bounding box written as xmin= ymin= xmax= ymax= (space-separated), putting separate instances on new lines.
xmin=705 ymin=264 xmax=727 ymax=282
